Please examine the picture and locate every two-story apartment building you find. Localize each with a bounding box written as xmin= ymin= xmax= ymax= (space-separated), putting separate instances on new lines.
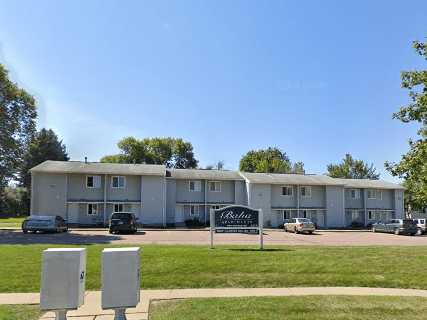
xmin=30 ymin=160 xmax=405 ymax=228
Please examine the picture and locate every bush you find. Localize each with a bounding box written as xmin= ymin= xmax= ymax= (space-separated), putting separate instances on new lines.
xmin=184 ymin=218 xmax=205 ymax=228
xmin=0 ymin=187 xmax=29 ymax=217
xmin=350 ymin=221 xmax=365 ymax=229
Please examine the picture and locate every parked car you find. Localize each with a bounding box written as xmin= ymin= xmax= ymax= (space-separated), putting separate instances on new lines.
xmin=22 ymin=215 xmax=68 ymax=233
xmin=109 ymin=212 xmax=138 ymax=234
xmin=284 ymin=218 xmax=315 ymax=234
xmin=413 ymin=219 xmax=427 ymax=234
xmin=372 ymin=219 xmax=418 ymax=236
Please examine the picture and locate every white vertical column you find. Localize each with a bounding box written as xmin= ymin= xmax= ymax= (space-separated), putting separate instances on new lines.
xmin=30 ymin=172 xmax=35 ymax=215
xmin=103 ymin=174 xmax=107 ymax=225
xmin=162 ymin=177 xmax=166 ymax=228
xmin=296 ymin=185 xmax=300 ymax=218
xmin=140 ymin=176 xmax=143 ymax=224
xmin=64 ymin=174 xmax=68 ymax=221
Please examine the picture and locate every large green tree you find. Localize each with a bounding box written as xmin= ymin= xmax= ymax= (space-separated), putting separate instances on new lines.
xmin=19 ymin=128 xmax=69 ymax=191
xmin=101 ymin=136 xmax=198 ymax=169
xmin=0 ymin=64 xmax=37 ymax=210
xmin=239 ymin=147 xmax=304 ymax=174
xmin=327 ymin=154 xmax=380 ymax=179
xmin=386 ymin=40 xmax=427 ymax=211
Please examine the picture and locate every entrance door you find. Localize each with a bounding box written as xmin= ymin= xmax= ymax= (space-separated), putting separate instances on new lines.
xmin=67 ymin=203 xmax=79 ymax=224
xmin=175 ymin=206 xmax=185 ymax=224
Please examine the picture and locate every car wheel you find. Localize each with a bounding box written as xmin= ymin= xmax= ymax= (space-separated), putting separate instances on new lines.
xmin=23 ymin=229 xmax=28 ymax=234
xmin=372 ymin=227 xmax=376 ymax=233
xmin=394 ymin=228 xmax=400 ymax=235
xmin=294 ymin=227 xmax=299 ymax=234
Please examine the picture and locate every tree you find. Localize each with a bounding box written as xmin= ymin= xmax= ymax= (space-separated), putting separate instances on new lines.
xmin=101 ymin=137 xmax=198 ymax=169
xmin=239 ymin=147 xmax=304 ymax=174
xmin=0 ymin=64 xmax=37 ymax=211
xmin=386 ymin=40 xmax=427 ymax=211
xmin=18 ymin=128 xmax=69 ymax=214
xmin=327 ymin=154 xmax=380 ymax=179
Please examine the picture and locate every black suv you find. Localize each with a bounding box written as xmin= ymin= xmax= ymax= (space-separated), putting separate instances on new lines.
xmin=109 ymin=212 xmax=138 ymax=234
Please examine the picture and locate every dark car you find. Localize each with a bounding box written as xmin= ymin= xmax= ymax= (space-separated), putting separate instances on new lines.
xmin=109 ymin=212 xmax=138 ymax=234
xmin=372 ymin=219 xmax=418 ymax=236
xmin=22 ymin=215 xmax=68 ymax=233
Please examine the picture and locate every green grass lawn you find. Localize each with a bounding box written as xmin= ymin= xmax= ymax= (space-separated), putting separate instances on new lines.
xmin=0 ymin=217 xmax=25 ymax=228
xmin=0 ymin=305 xmax=40 ymax=320
xmin=2 ymin=244 xmax=427 ymax=293
xmin=149 ymin=296 xmax=427 ymax=320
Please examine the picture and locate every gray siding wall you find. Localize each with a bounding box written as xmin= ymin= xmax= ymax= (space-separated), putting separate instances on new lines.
xmin=141 ymin=176 xmax=165 ymax=225
xmin=175 ymin=180 xmax=204 ymax=203
xmin=271 ymin=185 xmax=297 ymax=208
xmin=325 ymin=186 xmax=345 ymax=227
xmin=106 ymin=175 xmax=141 ymax=201
xmin=166 ymin=179 xmax=177 ymax=224
xmin=366 ymin=189 xmax=394 ymax=209
xmin=234 ymin=181 xmax=248 ymax=205
xmin=299 ymin=185 xmax=326 ymax=208
xmin=32 ymin=173 xmax=67 ymax=218
xmin=67 ymin=174 xmax=104 ymax=201
xmin=248 ymin=183 xmax=274 ymax=227
xmin=344 ymin=188 xmax=364 ymax=209
xmin=206 ymin=180 xmax=235 ymax=203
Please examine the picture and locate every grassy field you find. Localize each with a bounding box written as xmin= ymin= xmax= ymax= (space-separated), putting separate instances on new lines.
xmin=0 ymin=305 xmax=40 ymax=320
xmin=2 ymin=244 xmax=427 ymax=293
xmin=149 ymin=296 xmax=427 ymax=320
xmin=0 ymin=217 xmax=25 ymax=228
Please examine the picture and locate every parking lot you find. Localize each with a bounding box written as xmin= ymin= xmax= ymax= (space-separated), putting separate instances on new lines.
xmin=1 ymin=228 xmax=427 ymax=245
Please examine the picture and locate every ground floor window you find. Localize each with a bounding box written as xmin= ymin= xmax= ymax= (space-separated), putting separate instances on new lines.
xmin=114 ymin=203 xmax=124 ymax=213
xmin=87 ymin=203 xmax=98 ymax=215
xmin=189 ymin=205 xmax=200 ymax=217
xmin=368 ymin=210 xmax=395 ymax=222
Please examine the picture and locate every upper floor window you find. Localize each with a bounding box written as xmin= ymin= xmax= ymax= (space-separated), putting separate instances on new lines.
xmin=350 ymin=189 xmax=360 ymax=199
xmin=86 ymin=175 xmax=101 ymax=188
xmin=300 ymin=186 xmax=312 ymax=198
xmin=87 ymin=203 xmax=98 ymax=215
xmin=367 ymin=189 xmax=377 ymax=199
xmin=209 ymin=181 xmax=221 ymax=192
xmin=281 ymin=186 xmax=293 ymax=196
xmin=189 ymin=180 xmax=201 ymax=192
xmin=111 ymin=176 xmax=125 ymax=189
xmin=114 ymin=203 xmax=124 ymax=213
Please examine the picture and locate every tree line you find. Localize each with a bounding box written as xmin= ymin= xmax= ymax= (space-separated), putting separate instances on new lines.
xmin=1 ymin=39 xmax=425 ymax=216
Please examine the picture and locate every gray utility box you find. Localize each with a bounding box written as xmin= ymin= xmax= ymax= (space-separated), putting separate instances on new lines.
xmin=40 ymin=248 xmax=86 ymax=311
xmin=102 ymin=247 xmax=141 ymax=309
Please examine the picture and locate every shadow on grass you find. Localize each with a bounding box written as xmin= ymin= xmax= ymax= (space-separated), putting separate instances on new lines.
xmin=225 ymin=248 xmax=294 ymax=252
xmin=0 ymin=230 xmax=122 ymax=245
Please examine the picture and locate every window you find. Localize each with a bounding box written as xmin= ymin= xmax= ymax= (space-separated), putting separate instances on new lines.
xmin=190 ymin=205 xmax=200 ymax=217
xmin=283 ymin=210 xmax=291 ymax=220
xmin=281 ymin=186 xmax=293 ymax=196
xmin=209 ymin=181 xmax=221 ymax=192
xmin=87 ymin=203 xmax=98 ymax=215
xmin=367 ymin=189 xmax=376 ymax=199
xmin=377 ymin=191 xmax=382 ymax=200
xmin=352 ymin=210 xmax=359 ymax=221
xmin=368 ymin=210 xmax=374 ymax=220
xmin=112 ymin=176 xmax=125 ymax=188
xmin=189 ymin=180 xmax=201 ymax=192
xmin=300 ymin=186 xmax=312 ymax=198
xmin=114 ymin=203 xmax=124 ymax=213
xmin=302 ymin=210 xmax=307 ymax=218
xmin=86 ymin=175 xmax=101 ymax=188
xmin=350 ymin=189 xmax=360 ymax=199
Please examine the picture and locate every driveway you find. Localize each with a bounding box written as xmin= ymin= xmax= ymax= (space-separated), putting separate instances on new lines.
xmin=1 ymin=229 xmax=427 ymax=245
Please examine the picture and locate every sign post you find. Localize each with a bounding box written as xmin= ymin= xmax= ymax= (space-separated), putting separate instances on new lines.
xmin=210 ymin=205 xmax=263 ymax=250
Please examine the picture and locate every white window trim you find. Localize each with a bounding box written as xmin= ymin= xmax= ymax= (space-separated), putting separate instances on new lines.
xmin=281 ymin=185 xmax=293 ymax=197
xmin=208 ymin=181 xmax=221 ymax=192
xmin=350 ymin=189 xmax=360 ymax=199
xmin=86 ymin=175 xmax=101 ymax=189
xmin=188 ymin=180 xmax=201 ymax=192
xmin=113 ymin=203 xmax=124 ymax=213
xmin=301 ymin=186 xmax=312 ymax=198
xmin=111 ymin=176 xmax=126 ymax=189
xmin=87 ymin=203 xmax=98 ymax=216
xmin=377 ymin=191 xmax=383 ymax=200
xmin=86 ymin=175 xmax=95 ymax=189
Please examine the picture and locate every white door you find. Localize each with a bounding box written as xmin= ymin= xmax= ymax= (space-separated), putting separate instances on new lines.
xmin=67 ymin=204 xmax=79 ymax=224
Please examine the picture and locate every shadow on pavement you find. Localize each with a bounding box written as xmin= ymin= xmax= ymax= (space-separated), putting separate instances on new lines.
xmin=0 ymin=230 xmax=122 ymax=244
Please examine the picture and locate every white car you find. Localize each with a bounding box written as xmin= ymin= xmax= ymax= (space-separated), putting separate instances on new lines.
xmin=284 ymin=218 xmax=316 ymax=234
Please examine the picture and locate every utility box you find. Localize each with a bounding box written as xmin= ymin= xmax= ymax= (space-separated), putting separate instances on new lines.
xmin=40 ymin=248 xmax=86 ymax=311
xmin=102 ymin=247 xmax=141 ymax=310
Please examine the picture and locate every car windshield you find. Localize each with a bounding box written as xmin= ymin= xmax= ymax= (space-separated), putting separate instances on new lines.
xmin=298 ymin=218 xmax=311 ymax=223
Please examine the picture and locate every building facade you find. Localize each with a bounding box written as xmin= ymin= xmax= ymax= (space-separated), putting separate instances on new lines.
xmin=30 ymin=161 xmax=405 ymax=228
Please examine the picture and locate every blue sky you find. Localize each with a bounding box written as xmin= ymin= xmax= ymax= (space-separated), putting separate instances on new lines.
xmin=0 ymin=1 xmax=426 ymax=180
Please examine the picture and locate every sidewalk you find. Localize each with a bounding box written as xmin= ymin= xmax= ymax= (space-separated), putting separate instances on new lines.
xmin=2 ymin=287 xmax=427 ymax=320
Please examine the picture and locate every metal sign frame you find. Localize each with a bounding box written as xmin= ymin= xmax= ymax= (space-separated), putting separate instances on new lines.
xmin=210 ymin=205 xmax=263 ymax=250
